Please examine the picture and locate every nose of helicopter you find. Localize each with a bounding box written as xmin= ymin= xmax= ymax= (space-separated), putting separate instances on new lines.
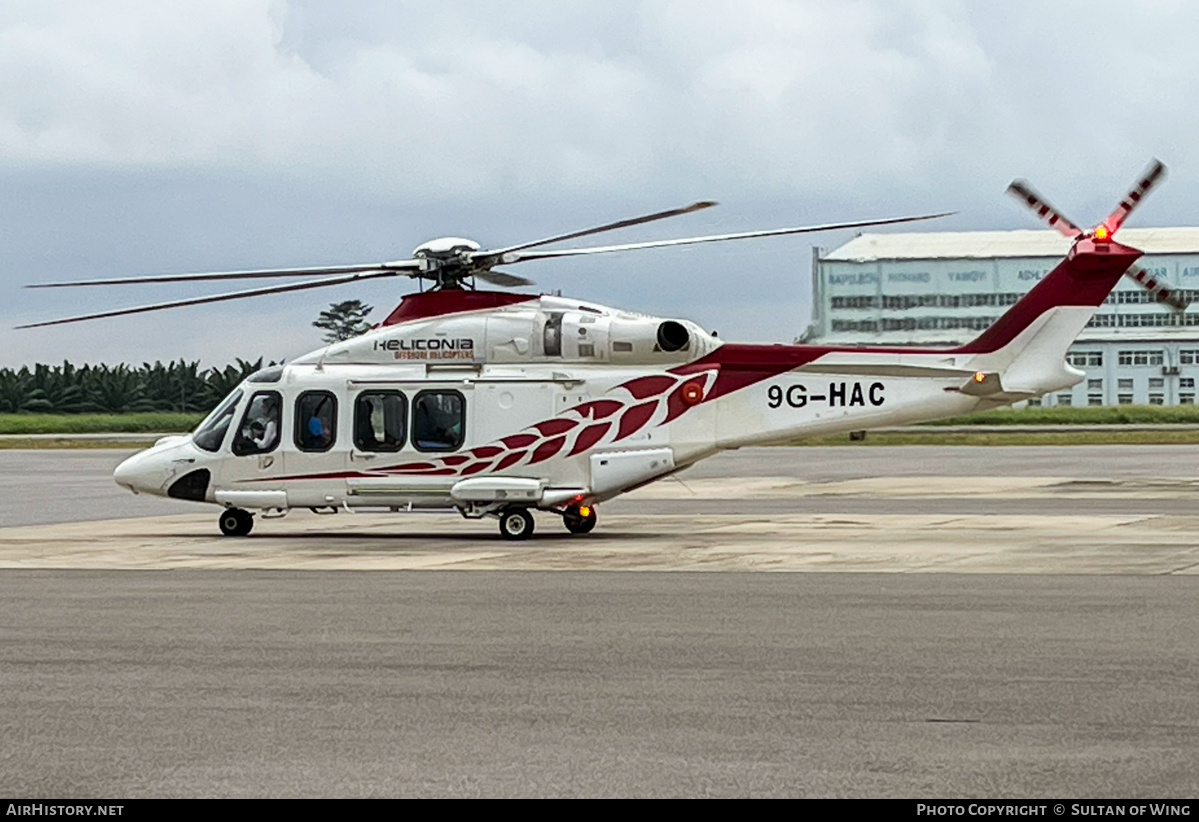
xmin=113 ymin=448 xmax=171 ymax=496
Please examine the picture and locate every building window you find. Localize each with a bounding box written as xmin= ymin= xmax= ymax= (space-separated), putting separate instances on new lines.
xmin=1118 ymin=378 xmax=1134 ymax=390
xmin=1181 ymin=394 xmax=1195 ymax=405
xmin=1027 ymin=397 xmax=1042 ymax=407
xmin=1087 ymin=378 xmax=1103 ymax=390
xmin=1149 ymin=394 xmax=1165 ymax=405
xmin=833 ymin=296 xmax=880 ymax=310
xmin=1089 ymin=394 xmax=1105 ymax=406
xmin=1149 ymin=377 xmax=1164 ymax=389
xmin=1117 ymin=394 xmax=1134 ymax=405
xmin=1108 ymin=290 xmax=1151 ymax=304
xmin=1181 ymin=378 xmax=1195 ymax=389
xmin=354 ymin=391 xmax=407 ymax=452
xmin=831 ymin=320 xmax=880 ymax=333
xmin=1057 ymin=394 xmax=1073 ymax=406
xmin=1117 ymin=350 xmax=1165 ymax=366
xmin=1181 ymin=350 xmax=1199 ymax=365
xmin=413 ymin=390 xmax=466 ymax=452
xmin=1067 ymin=351 xmax=1103 ymax=367
xmin=295 ymin=391 xmax=337 ymax=452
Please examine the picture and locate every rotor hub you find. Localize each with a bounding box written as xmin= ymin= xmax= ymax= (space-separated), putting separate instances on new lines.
xmin=413 ymin=237 xmax=481 ymax=260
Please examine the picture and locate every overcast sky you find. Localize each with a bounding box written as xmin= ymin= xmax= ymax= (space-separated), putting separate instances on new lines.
xmin=4 ymin=0 xmax=1199 ymax=367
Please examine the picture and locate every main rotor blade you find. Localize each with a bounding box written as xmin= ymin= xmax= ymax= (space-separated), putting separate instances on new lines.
xmin=472 ymin=201 xmax=718 ymax=262
xmin=25 ymin=261 xmax=421 ymax=289
xmin=498 ymin=212 xmax=954 ymax=264
xmin=1006 ymin=180 xmax=1084 ymax=239
xmin=1125 ymin=263 xmax=1188 ymax=312
xmin=1103 ymin=158 xmax=1167 ymax=234
xmin=17 ymin=269 xmax=404 ymax=329
xmin=475 ymin=269 xmax=535 ymax=288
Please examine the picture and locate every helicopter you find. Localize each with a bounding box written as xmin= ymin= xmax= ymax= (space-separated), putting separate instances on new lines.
xmin=19 ymin=160 xmax=1180 ymax=539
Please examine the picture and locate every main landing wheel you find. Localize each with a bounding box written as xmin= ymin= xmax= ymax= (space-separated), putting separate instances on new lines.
xmin=498 ymin=508 xmax=535 ymax=541
xmin=218 ymin=507 xmax=254 ymax=537
xmin=562 ymin=505 xmax=597 ymax=535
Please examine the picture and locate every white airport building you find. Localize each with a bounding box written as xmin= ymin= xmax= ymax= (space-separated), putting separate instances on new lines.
xmin=802 ymin=228 xmax=1199 ymax=406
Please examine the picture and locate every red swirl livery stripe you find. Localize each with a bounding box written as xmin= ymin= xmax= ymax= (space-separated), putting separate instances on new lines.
xmin=248 ymin=369 xmax=717 ymax=483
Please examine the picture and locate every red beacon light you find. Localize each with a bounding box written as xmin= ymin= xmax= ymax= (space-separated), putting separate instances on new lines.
xmin=1093 ymin=225 xmax=1111 ymax=241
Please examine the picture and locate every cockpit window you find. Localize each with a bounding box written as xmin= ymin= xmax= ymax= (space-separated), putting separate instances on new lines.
xmin=232 ymin=391 xmax=283 ymax=456
xmin=248 ymin=366 xmax=284 ymax=383
xmin=193 ymin=389 xmax=243 ymax=453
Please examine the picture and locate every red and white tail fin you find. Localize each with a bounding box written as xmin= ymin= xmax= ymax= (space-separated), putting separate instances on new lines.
xmin=954 ymin=238 xmax=1141 ymax=357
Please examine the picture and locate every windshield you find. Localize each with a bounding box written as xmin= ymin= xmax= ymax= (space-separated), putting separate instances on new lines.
xmin=193 ymin=389 xmax=243 ymax=453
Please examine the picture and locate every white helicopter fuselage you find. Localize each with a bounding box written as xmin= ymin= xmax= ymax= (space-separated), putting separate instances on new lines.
xmin=113 ymin=235 xmax=1137 ymax=534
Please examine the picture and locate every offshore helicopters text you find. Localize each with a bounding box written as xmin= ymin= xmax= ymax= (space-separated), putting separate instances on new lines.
xmin=767 ymin=381 xmax=885 ymax=409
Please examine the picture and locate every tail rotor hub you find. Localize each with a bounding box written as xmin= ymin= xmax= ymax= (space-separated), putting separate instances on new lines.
xmin=1006 ymin=159 xmax=1186 ymax=312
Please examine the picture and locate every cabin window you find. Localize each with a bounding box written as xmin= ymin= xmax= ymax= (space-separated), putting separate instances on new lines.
xmin=354 ymin=391 xmax=407 ymax=452
xmin=413 ymin=390 xmax=465 ymax=452
xmin=295 ymin=391 xmax=337 ymax=452
xmin=232 ymin=391 xmax=282 ymax=456
xmin=194 ymin=389 xmax=243 ymax=453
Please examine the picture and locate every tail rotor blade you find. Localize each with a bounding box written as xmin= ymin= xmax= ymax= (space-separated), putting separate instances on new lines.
xmin=1006 ymin=180 xmax=1084 ymax=239
xmin=1125 ymin=263 xmax=1188 ymax=312
xmin=1103 ymin=158 xmax=1167 ymax=234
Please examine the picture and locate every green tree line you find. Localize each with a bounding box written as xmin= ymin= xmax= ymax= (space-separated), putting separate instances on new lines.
xmin=0 ymin=359 xmax=274 ymax=414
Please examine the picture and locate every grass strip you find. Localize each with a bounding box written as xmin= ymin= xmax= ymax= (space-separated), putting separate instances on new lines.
xmin=0 ymin=438 xmax=159 ymax=450
xmin=0 ymin=413 xmax=202 ymax=435
xmin=926 ymin=405 xmax=1199 ymax=426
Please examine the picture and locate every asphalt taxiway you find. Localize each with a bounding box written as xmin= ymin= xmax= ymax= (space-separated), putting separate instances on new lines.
xmin=1 ymin=446 xmax=1197 ymax=797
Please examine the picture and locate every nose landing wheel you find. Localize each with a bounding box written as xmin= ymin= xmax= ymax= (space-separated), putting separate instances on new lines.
xmin=562 ymin=505 xmax=596 ymax=535
xmin=218 ymin=507 xmax=254 ymax=537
